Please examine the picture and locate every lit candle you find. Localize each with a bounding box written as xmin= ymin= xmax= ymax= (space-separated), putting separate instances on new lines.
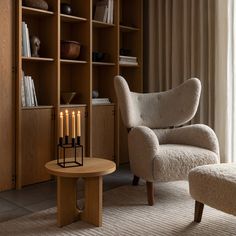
xmin=60 ymin=112 xmax=63 ymax=138
xmin=77 ymin=111 xmax=81 ymax=137
xmin=72 ymin=111 xmax=75 ymax=138
xmin=65 ymin=110 xmax=69 ymax=136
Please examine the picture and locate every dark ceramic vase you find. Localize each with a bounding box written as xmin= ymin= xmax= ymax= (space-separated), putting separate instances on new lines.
xmin=61 ymin=3 xmax=72 ymax=15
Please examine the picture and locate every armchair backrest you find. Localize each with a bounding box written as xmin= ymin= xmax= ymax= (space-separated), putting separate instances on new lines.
xmin=114 ymin=75 xmax=201 ymax=129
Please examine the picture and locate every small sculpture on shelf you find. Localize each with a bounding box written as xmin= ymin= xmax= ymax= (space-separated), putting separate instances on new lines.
xmin=61 ymin=3 xmax=72 ymax=15
xmin=23 ymin=0 xmax=49 ymax=11
xmin=92 ymin=90 xmax=99 ymax=98
xmin=30 ymin=36 xmax=40 ymax=57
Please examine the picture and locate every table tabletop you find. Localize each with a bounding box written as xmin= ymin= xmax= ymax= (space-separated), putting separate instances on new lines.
xmin=45 ymin=157 xmax=116 ymax=178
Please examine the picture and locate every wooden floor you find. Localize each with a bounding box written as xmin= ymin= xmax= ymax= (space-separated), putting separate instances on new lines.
xmin=0 ymin=164 xmax=132 ymax=223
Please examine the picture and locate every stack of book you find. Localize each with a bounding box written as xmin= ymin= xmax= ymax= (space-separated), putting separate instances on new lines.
xmin=22 ymin=21 xmax=31 ymax=57
xmin=94 ymin=0 xmax=114 ymax=24
xmin=21 ymin=72 xmax=38 ymax=107
xmin=92 ymin=98 xmax=111 ymax=105
xmin=119 ymin=55 xmax=138 ymax=66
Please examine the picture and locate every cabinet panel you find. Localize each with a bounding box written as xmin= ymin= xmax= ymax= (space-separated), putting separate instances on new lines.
xmin=92 ymin=105 xmax=115 ymax=160
xmin=21 ymin=109 xmax=54 ymax=186
xmin=0 ymin=0 xmax=14 ymax=191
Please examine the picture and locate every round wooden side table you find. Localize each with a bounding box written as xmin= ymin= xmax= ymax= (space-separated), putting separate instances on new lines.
xmin=45 ymin=157 xmax=116 ymax=227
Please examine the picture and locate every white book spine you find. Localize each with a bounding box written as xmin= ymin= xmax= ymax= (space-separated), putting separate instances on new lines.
xmin=31 ymin=79 xmax=38 ymax=106
xmin=28 ymin=76 xmax=35 ymax=106
xmin=21 ymin=73 xmax=26 ymax=107
xmin=23 ymin=75 xmax=30 ymax=106
xmin=25 ymin=24 xmax=31 ymax=57
xmin=103 ymin=6 xmax=108 ymax=22
xmin=22 ymin=22 xmax=27 ymax=56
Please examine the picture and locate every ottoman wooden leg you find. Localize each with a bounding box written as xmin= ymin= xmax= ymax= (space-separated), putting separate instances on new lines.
xmin=57 ymin=177 xmax=79 ymax=227
xmin=82 ymin=176 xmax=103 ymax=227
xmin=194 ymin=201 xmax=204 ymax=223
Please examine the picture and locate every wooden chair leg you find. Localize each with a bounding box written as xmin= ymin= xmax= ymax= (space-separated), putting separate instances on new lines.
xmin=146 ymin=181 xmax=154 ymax=206
xmin=132 ymin=175 xmax=140 ymax=186
xmin=194 ymin=201 xmax=204 ymax=223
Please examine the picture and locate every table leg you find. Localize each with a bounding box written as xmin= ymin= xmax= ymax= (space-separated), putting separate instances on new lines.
xmin=82 ymin=176 xmax=103 ymax=227
xmin=57 ymin=176 xmax=80 ymax=227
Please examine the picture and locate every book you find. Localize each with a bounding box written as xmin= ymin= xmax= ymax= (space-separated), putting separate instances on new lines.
xmin=25 ymin=24 xmax=31 ymax=57
xmin=92 ymin=98 xmax=111 ymax=104
xmin=31 ymin=79 xmax=38 ymax=106
xmin=22 ymin=22 xmax=27 ymax=56
xmin=119 ymin=61 xmax=138 ymax=66
xmin=94 ymin=1 xmax=108 ymax=22
xmin=28 ymin=76 xmax=35 ymax=106
xmin=110 ymin=0 xmax=114 ymax=24
xmin=21 ymin=72 xmax=26 ymax=107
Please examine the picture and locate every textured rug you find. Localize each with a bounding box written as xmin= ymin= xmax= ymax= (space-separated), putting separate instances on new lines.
xmin=0 ymin=181 xmax=235 ymax=236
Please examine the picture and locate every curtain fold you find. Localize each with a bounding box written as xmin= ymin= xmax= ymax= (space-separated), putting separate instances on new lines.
xmin=144 ymin=0 xmax=229 ymax=162
xmin=144 ymin=0 xmax=215 ymax=126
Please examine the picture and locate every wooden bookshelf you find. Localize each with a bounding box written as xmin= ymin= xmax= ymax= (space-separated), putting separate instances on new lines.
xmin=15 ymin=0 xmax=143 ymax=188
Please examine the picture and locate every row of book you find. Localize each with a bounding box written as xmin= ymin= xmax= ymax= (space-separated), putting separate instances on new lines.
xmin=119 ymin=55 xmax=138 ymax=66
xmin=94 ymin=0 xmax=114 ymax=24
xmin=21 ymin=72 xmax=38 ymax=107
xmin=22 ymin=21 xmax=31 ymax=57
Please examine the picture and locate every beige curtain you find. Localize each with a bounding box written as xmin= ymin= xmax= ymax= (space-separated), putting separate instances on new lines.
xmin=144 ymin=0 xmax=229 ymax=162
xmin=144 ymin=0 xmax=216 ymax=127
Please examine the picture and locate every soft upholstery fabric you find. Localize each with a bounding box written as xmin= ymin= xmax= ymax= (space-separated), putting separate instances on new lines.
xmin=189 ymin=164 xmax=236 ymax=216
xmin=153 ymin=124 xmax=220 ymax=155
xmin=114 ymin=76 xmax=220 ymax=184
xmin=114 ymin=75 xmax=201 ymax=129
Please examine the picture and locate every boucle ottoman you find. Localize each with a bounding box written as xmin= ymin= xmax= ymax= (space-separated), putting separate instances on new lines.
xmin=189 ymin=164 xmax=236 ymax=222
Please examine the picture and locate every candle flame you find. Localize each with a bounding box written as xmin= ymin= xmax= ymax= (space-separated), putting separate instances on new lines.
xmin=72 ymin=111 xmax=75 ymax=115
xmin=60 ymin=112 xmax=63 ymax=116
xmin=65 ymin=110 xmax=68 ymax=114
xmin=77 ymin=111 xmax=80 ymax=114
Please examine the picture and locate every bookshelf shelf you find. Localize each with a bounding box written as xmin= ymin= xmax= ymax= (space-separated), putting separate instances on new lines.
xmin=60 ymin=59 xmax=87 ymax=64
xmin=120 ymin=25 xmax=140 ymax=32
xmin=22 ymin=57 xmax=54 ymax=62
xmin=92 ymin=62 xmax=116 ymax=66
xmin=22 ymin=6 xmax=54 ymax=16
xmin=16 ymin=0 xmax=143 ymax=189
xmin=60 ymin=14 xmax=87 ymax=23
xmin=22 ymin=105 xmax=54 ymax=110
xmin=92 ymin=20 xmax=115 ymax=28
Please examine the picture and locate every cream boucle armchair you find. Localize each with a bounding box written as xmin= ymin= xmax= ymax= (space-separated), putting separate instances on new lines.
xmin=114 ymin=76 xmax=219 ymax=206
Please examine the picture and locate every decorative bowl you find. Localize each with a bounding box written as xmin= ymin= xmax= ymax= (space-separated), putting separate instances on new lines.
xmin=23 ymin=0 xmax=49 ymax=10
xmin=61 ymin=40 xmax=81 ymax=60
xmin=61 ymin=3 xmax=72 ymax=15
xmin=61 ymin=92 xmax=76 ymax=104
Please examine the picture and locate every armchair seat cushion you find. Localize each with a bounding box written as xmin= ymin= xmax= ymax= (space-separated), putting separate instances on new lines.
xmin=153 ymin=144 xmax=218 ymax=181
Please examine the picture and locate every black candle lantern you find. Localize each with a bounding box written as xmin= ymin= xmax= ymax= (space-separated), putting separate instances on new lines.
xmin=57 ymin=137 xmax=83 ymax=168
xmin=57 ymin=110 xmax=83 ymax=168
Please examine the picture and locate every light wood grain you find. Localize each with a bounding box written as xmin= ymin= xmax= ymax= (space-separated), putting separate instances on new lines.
xmin=45 ymin=157 xmax=116 ymax=178
xmin=21 ymin=108 xmax=54 ymax=186
xmin=0 ymin=0 xmax=15 ymax=191
xmin=82 ymin=176 xmax=102 ymax=226
xmin=46 ymin=157 xmax=115 ymax=227
xmin=57 ymin=176 xmax=80 ymax=227
xmin=92 ymin=105 xmax=115 ymax=160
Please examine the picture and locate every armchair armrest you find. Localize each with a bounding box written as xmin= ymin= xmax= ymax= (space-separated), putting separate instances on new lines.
xmin=128 ymin=126 xmax=159 ymax=182
xmin=165 ymin=124 xmax=220 ymax=156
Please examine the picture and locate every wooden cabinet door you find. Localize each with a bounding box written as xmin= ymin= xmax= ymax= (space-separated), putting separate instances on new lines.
xmin=92 ymin=105 xmax=115 ymax=160
xmin=21 ymin=108 xmax=54 ymax=186
xmin=0 ymin=0 xmax=14 ymax=191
